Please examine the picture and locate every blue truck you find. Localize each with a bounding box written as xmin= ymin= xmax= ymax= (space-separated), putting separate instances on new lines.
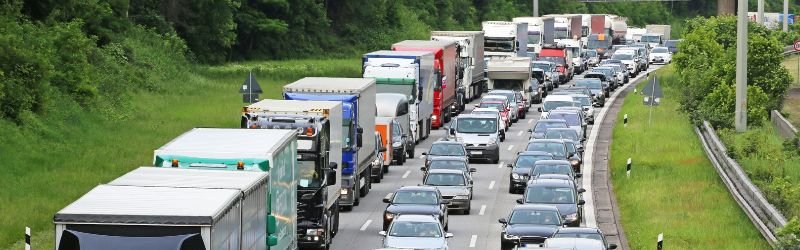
xmin=284 ymin=77 xmax=377 ymax=210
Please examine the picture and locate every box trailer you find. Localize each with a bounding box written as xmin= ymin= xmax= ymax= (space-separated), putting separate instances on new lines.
xmin=430 ymin=31 xmax=487 ymax=102
xmin=482 ymin=21 xmax=528 ymax=58
xmin=486 ymin=57 xmax=533 ymax=108
xmin=392 ymin=40 xmax=459 ymax=128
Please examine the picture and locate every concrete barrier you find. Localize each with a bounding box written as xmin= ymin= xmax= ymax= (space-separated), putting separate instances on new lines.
xmin=695 ymin=121 xmax=787 ymax=247
xmin=771 ymin=110 xmax=798 ymax=139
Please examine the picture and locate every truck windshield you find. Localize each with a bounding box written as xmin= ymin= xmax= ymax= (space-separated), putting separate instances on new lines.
xmin=587 ymin=39 xmax=607 ymax=49
xmin=528 ymin=34 xmax=541 ymax=44
xmin=567 ymin=47 xmax=580 ymax=57
xmin=539 ymin=56 xmax=566 ymax=66
xmin=485 ymin=38 xmax=515 ymax=52
xmin=585 ymin=50 xmax=597 ymax=57
xmin=641 ymin=35 xmax=660 ymax=43
xmin=456 ymin=118 xmax=497 ymax=133
xmin=491 ymin=80 xmax=524 ymax=91
xmin=554 ymin=29 xmax=569 ymax=39
xmin=298 ymin=160 xmax=323 ymax=188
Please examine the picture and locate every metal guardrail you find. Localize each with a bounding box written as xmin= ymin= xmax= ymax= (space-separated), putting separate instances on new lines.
xmin=695 ymin=121 xmax=788 ymax=247
xmin=771 ymin=110 xmax=798 ymax=139
xmin=783 ymin=45 xmax=799 ymax=56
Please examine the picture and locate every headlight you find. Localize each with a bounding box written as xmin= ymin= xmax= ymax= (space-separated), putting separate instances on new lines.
xmin=565 ymin=213 xmax=578 ymax=222
xmin=454 ymin=195 xmax=470 ymax=200
xmin=571 ymin=159 xmax=581 ymax=166
xmin=384 ymin=212 xmax=395 ymax=219
xmin=306 ymin=229 xmax=324 ymax=236
xmin=456 ymin=137 xmax=464 ymax=142
xmin=503 ymin=234 xmax=520 ymax=240
xmin=511 ymin=173 xmax=520 ymax=179
xmin=432 ymin=115 xmax=438 ymax=121
xmin=340 ymin=189 xmax=348 ymax=195
xmin=392 ymin=141 xmax=402 ymax=148
xmin=488 ymin=137 xmax=497 ymax=145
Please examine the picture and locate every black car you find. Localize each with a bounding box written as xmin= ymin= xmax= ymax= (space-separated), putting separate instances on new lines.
xmin=422 ymin=141 xmax=468 ymax=166
xmin=421 ymin=156 xmax=476 ymax=180
xmin=517 ymin=179 xmax=585 ymax=227
xmin=499 ymin=204 xmax=567 ymax=249
xmin=507 ymin=151 xmax=555 ymax=194
xmin=529 ymin=160 xmax=582 ymax=181
xmin=525 ymin=139 xmax=569 ymax=161
xmin=551 ymin=227 xmax=618 ymax=249
xmin=582 ymin=72 xmax=611 ymax=96
xmin=382 ymin=186 xmax=449 ymax=231
xmin=573 ymin=78 xmax=607 ymax=106
xmin=665 ymin=39 xmax=680 ymax=54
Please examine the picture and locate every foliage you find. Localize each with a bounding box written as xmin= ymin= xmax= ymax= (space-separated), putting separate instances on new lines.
xmin=778 ymin=218 xmax=800 ymax=250
xmin=673 ymin=16 xmax=793 ymax=128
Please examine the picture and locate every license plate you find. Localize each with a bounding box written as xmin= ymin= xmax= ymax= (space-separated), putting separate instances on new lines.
xmin=470 ymin=151 xmax=482 ymax=155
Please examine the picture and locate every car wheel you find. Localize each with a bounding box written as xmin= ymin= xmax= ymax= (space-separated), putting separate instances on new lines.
xmin=444 ymin=221 xmax=449 ymax=231
xmin=408 ymin=145 xmax=415 ymax=159
xmin=464 ymin=202 xmax=471 ymax=215
xmin=508 ymin=183 xmax=515 ymax=194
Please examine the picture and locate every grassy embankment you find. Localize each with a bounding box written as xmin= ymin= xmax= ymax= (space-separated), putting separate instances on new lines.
xmin=608 ymin=65 xmax=769 ymax=249
xmin=780 ymin=54 xmax=800 ymax=127
xmin=0 ymin=59 xmax=362 ymax=250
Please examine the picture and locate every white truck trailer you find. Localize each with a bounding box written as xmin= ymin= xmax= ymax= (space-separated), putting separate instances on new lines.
xmin=512 ymin=17 xmax=545 ymax=56
xmin=153 ymin=128 xmax=298 ymax=250
xmin=54 ymin=179 xmax=270 ymax=250
xmin=486 ymin=57 xmax=533 ymax=107
xmin=430 ymin=31 xmax=487 ymax=102
xmin=482 ymin=21 xmax=528 ymax=59
xmin=644 ymin=24 xmax=671 ymax=47
xmin=243 ymin=99 xmax=343 ymax=249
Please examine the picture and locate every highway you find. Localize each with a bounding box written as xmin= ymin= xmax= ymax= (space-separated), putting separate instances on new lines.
xmin=331 ymin=66 xmax=661 ymax=250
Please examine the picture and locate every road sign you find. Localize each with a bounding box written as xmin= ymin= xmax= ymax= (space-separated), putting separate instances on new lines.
xmin=794 ymin=40 xmax=800 ymax=51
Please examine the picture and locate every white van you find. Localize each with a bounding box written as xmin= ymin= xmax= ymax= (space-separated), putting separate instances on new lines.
xmin=539 ymin=95 xmax=576 ymax=119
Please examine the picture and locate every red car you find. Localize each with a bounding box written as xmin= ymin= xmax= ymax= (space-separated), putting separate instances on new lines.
xmin=477 ymin=101 xmax=510 ymax=130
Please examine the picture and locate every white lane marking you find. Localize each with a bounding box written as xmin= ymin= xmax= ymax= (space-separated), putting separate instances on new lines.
xmin=360 ymin=220 xmax=372 ymax=231
xmin=517 ymin=130 xmax=524 ymax=136
xmin=479 ymin=205 xmax=487 ymax=215
xmin=498 ymin=161 xmax=505 ymax=168
xmin=528 ymin=119 xmax=534 ymax=124
xmin=469 ymin=235 xmax=478 ymax=248
xmin=401 ymin=170 xmax=411 ymax=179
xmin=507 ymin=145 xmax=514 ymax=151
xmin=488 ymin=181 xmax=496 ymax=190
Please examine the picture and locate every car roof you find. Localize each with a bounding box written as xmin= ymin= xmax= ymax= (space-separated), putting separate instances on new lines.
xmin=479 ymin=100 xmax=505 ymax=104
xmin=513 ymin=204 xmax=561 ymax=211
xmin=543 ymin=95 xmax=574 ymax=101
xmin=396 ymin=186 xmax=440 ymax=192
xmin=428 ymin=156 xmax=468 ymax=162
xmin=555 ymin=227 xmax=602 ymax=234
xmin=527 ymin=178 xmax=574 ymax=187
xmin=427 ymin=169 xmax=466 ymax=174
xmin=548 ymin=110 xmax=581 ymax=116
xmin=432 ymin=141 xmax=463 ymax=146
xmin=457 ymin=113 xmax=497 ymax=119
xmin=393 ymin=214 xmax=440 ymax=222
xmin=547 ymin=128 xmax=578 ymax=132
xmin=537 ymin=119 xmax=568 ymax=124
xmin=518 ymin=151 xmax=554 ymax=156
xmin=473 ymin=108 xmax=499 ymax=113
xmin=489 ymin=90 xmax=515 ymax=94
xmin=535 ymin=160 xmax=572 ymax=165
xmin=484 ymin=95 xmax=508 ymax=99
xmin=529 ymin=139 xmax=567 ymax=144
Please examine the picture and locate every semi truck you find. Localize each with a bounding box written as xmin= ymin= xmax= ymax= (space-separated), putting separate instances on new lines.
xmin=283 ymin=77 xmax=376 ymax=210
xmin=626 ymin=27 xmax=647 ymax=43
xmin=486 ymin=57 xmax=533 ymax=108
xmin=153 ymin=128 xmax=298 ymax=250
xmin=512 ymin=17 xmax=544 ymax=55
xmin=543 ymin=14 xmax=582 ymax=46
xmin=588 ymin=15 xmax=613 ymax=59
xmin=611 ymin=16 xmax=628 ymax=45
xmin=362 ymin=50 xmax=434 ymax=143
xmin=482 ymin=21 xmax=528 ymax=58
xmin=242 ymin=99 xmax=343 ymax=249
xmin=392 ymin=40 xmax=459 ymax=128
xmin=55 ymin=184 xmax=267 ymax=250
xmin=430 ymin=31 xmax=487 ymax=102
xmin=644 ymin=24 xmax=671 ymax=47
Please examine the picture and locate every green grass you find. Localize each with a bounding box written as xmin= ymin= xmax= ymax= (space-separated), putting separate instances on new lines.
xmin=0 ymin=58 xmax=361 ymax=250
xmin=609 ymin=65 xmax=769 ymax=249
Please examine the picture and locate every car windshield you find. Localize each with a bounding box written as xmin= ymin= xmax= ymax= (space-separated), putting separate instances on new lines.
xmin=573 ymin=96 xmax=591 ymax=106
xmin=567 ymin=47 xmax=580 ymax=57
xmin=429 ymin=160 xmax=468 ymax=171
xmin=515 ymin=155 xmax=554 ymax=168
xmin=456 ymin=118 xmax=497 ymax=133
xmin=584 ymin=74 xmax=604 ymax=81
xmin=485 ymin=38 xmax=515 ymax=52
xmin=543 ymin=101 xmax=574 ymax=112
xmin=534 ymin=121 xmax=568 ymax=132
xmin=392 ymin=123 xmax=402 ymax=137
xmin=545 ymin=130 xmax=579 ymax=141
xmin=425 ymin=173 xmax=466 ymax=186
xmin=388 ymin=221 xmax=442 ymax=238
xmin=611 ymin=53 xmax=633 ymax=60
xmin=526 ymin=142 xmax=566 ymax=158
xmin=532 ymin=164 xmax=572 ymax=176
xmin=525 ymin=186 xmax=575 ymax=204
xmin=472 ymin=111 xmax=497 ymax=117
xmin=585 ymin=50 xmax=597 ymax=57
xmin=652 ymin=47 xmax=669 ymax=53
xmin=548 ymin=113 xmax=581 ymax=126
xmin=509 ymin=210 xmax=561 ymax=225
xmin=479 ymin=102 xmax=505 ymax=111
xmin=429 ymin=144 xmax=465 ymax=156
xmin=490 ymin=92 xmax=516 ymax=103
xmin=482 ymin=97 xmax=507 ymax=104
xmin=533 ymin=63 xmax=552 ymax=71
xmin=553 ymin=232 xmax=603 ymax=240
xmin=593 ymin=68 xmax=612 ymax=76
xmin=392 ymin=191 xmax=439 ymax=205
xmin=575 ymin=80 xmax=601 ymax=90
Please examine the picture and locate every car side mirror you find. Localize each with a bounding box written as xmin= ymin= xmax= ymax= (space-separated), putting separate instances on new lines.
xmin=449 ymin=128 xmax=456 ymax=136
xmin=498 ymin=218 xmax=508 ymax=224
xmin=422 ymin=152 xmax=428 ymax=156
xmin=527 ymin=129 xmax=533 ymax=133
xmin=578 ymin=188 xmax=586 ymax=193
xmin=469 ymin=168 xmax=477 ymax=173
xmin=609 ymin=243 xmax=618 ymax=249
xmin=516 ymin=198 xmax=524 ymax=204
xmin=506 ymin=163 xmax=513 ymax=168
xmin=445 ymin=233 xmax=454 ymax=238
xmin=383 ymin=197 xmax=391 ymax=203
xmin=537 ymin=107 xmax=542 ymax=112
xmin=576 ymin=173 xmax=583 ymax=178
xmin=563 ymin=221 xmax=571 ymax=226
xmin=474 ymin=104 xmax=480 ymax=107
xmin=578 ymin=200 xmax=586 ymax=205
xmin=420 ymin=167 xmax=426 ymax=171
xmin=378 ymin=231 xmax=387 ymax=236
xmin=578 ymin=147 xmax=585 ymax=153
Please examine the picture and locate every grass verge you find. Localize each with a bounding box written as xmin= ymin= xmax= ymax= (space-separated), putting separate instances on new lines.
xmin=609 ymin=65 xmax=769 ymax=249
xmin=781 ymin=55 xmax=800 ymax=127
xmin=0 ymin=59 xmax=361 ymax=250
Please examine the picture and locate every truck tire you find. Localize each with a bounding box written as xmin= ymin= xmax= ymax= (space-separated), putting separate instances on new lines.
xmin=360 ymin=170 xmax=370 ymax=197
xmin=353 ymin=179 xmax=361 ymax=206
xmin=407 ymin=146 xmax=415 ymax=159
xmin=332 ymin=201 xmax=340 ymax=237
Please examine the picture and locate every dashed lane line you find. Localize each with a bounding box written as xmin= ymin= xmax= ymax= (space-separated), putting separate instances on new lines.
xmin=360 ymin=220 xmax=372 ymax=231
xmin=469 ymin=235 xmax=478 ymax=248
xmin=479 ymin=205 xmax=487 ymax=215
xmin=401 ymin=170 xmax=410 ymax=179
xmin=488 ymin=180 xmax=496 ymax=190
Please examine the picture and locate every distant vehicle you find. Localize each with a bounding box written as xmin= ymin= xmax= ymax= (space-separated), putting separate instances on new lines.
xmin=539 ymin=95 xmax=576 ymax=119
xmin=508 ymin=151 xmax=556 ymax=194
xmin=551 ymin=227 xmax=618 ymax=250
xmin=383 ymin=186 xmax=450 ymax=231
xmin=649 ymin=47 xmax=672 ymax=64
xmin=582 ymin=73 xmax=611 ymax=97
xmin=546 ymin=110 xmax=586 ymax=139
xmin=422 ymin=156 xmax=476 ymax=180
xmin=477 ymin=100 xmax=511 ymax=128
xmin=380 ymin=214 xmax=453 ymax=250
xmin=488 ymin=90 xmax=523 ymax=122
xmin=544 ymin=128 xmax=582 ymax=145
xmin=605 ymin=64 xmax=629 ymax=84
xmin=449 ymin=114 xmax=502 ymax=163
xmin=531 ymin=68 xmax=548 ymax=103
xmin=530 ymin=160 xmax=581 ymax=180
xmin=553 ymin=105 xmax=590 ymax=126
xmin=518 ymin=179 xmax=586 ymax=227
xmin=481 ymin=94 xmax=515 ymax=125
xmin=499 ymin=204 xmax=566 ymax=249
xmin=424 ymin=169 xmax=474 ymax=214
xmin=525 ymin=139 xmax=570 ymax=160
xmin=574 ymin=78 xmax=606 ymax=105
xmin=472 ymin=107 xmax=507 ymax=138
xmin=612 ymin=48 xmax=641 ymax=75
xmin=591 ymin=67 xmax=619 ymax=88
xmin=529 ymin=119 xmax=570 ymax=140
xmin=423 ymin=141 xmax=468 ymax=165
xmin=584 ymin=50 xmax=600 ymax=67
xmin=664 ymin=39 xmax=681 ymax=54
xmin=486 ymin=58 xmax=534 ymax=114
xmin=532 ymin=61 xmax=559 ymax=89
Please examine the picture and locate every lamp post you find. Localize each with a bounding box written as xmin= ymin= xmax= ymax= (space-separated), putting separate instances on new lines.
xmin=735 ymin=0 xmax=748 ymax=132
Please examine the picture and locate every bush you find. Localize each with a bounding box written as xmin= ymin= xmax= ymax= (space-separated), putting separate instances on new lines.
xmin=778 ymin=218 xmax=800 ymax=249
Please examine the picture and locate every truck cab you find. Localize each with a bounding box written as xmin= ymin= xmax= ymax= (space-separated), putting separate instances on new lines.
xmin=448 ymin=114 xmax=501 ymax=164
xmin=376 ymin=93 xmax=415 ymax=159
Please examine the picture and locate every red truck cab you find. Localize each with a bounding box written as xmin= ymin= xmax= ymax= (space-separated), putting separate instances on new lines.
xmin=539 ymin=45 xmax=573 ymax=83
xmin=392 ymin=40 xmax=458 ymax=129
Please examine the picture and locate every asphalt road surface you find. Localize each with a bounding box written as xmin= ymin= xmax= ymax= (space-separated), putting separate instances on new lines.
xmin=330 ymin=66 xmax=661 ymax=250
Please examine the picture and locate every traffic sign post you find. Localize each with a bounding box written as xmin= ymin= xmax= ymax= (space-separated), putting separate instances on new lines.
xmin=793 ymin=40 xmax=800 ymax=51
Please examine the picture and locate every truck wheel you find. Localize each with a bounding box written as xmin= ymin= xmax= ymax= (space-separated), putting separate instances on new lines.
xmin=360 ymin=170 xmax=371 ymax=197
xmin=408 ymin=146 xmax=415 ymax=159
xmin=332 ymin=201 xmax=340 ymax=236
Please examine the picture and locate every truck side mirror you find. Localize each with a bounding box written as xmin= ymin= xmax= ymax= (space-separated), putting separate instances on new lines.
xmin=328 ymin=162 xmax=338 ymax=169
xmin=357 ymin=133 xmax=363 ymax=148
xmin=267 ymin=215 xmax=277 ymax=234
xmin=327 ymin=169 xmax=337 ymax=185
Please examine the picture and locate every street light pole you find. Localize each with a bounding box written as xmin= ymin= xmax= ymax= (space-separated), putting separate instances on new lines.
xmin=736 ymin=0 xmax=748 ymax=132
xmin=533 ymin=0 xmax=539 ymax=17
xmin=784 ymin=0 xmax=790 ymax=32
xmin=758 ymin=0 xmax=765 ymax=25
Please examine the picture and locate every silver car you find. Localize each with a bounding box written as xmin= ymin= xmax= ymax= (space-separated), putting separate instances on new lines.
xmin=488 ymin=90 xmax=520 ymax=123
xmin=380 ymin=214 xmax=453 ymax=250
xmin=424 ymin=169 xmax=473 ymax=214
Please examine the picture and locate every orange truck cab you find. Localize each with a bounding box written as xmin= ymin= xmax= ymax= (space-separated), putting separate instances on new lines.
xmin=375 ymin=117 xmax=398 ymax=166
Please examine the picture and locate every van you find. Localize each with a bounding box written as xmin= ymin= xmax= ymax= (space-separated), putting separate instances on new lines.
xmin=447 ymin=114 xmax=501 ymax=163
xmin=376 ymin=93 xmax=414 ymax=157
xmin=539 ymin=95 xmax=576 ymax=119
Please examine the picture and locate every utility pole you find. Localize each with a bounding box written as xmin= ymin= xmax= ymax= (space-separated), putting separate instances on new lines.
xmin=533 ymin=0 xmax=539 ymax=17
xmin=757 ymin=0 xmax=765 ymax=25
xmin=736 ymin=0 xmax=748 ymax=132
xmin=784 ymin=0 xmax=790 ymax=32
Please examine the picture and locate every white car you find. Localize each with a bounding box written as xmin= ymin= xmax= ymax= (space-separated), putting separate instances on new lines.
xmin=649 ymin=47 xmax=672 ymax=64
xmin=380 ymin=214 xmax=452 ymax=250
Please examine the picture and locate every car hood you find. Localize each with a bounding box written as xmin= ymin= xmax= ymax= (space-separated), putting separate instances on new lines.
xmin=459 ymin=133 xmax=497 ymax=144
xmin=589 ymin=89 xmax=602 ymax=96
xmin=384 ymin=236 xmax=446 ymax=249
xmin=552 ymin=203 xmax=578 ymax=216
xmin=506 ymin=224 xmax=560 ymax=237
xmin=435 ymin=186 xmax=470 ymax=196
xmin=386 ymin=204 xmax=442 ymax=215
xmin=651 ymin=53 xmax=670 ymax=57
